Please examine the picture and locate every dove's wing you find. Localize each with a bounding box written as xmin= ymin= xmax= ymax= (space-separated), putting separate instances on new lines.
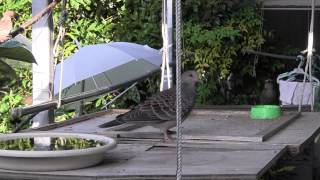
xmin=117 ymin=87 xmax=177 ymax=123
xmin=117 ymin=82 xmax=197 ymax=123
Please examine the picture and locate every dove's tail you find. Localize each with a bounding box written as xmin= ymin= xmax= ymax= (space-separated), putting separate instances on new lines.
xmin=99 ymin=115 xmax=126 ymax=128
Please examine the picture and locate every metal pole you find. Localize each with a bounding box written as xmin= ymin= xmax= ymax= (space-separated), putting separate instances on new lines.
xmin=12 ymin=69 xmax=160 ymax=119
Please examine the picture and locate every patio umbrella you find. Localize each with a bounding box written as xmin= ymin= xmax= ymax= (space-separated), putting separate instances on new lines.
xmin=54 ymin=42 xmax=162 ymax=98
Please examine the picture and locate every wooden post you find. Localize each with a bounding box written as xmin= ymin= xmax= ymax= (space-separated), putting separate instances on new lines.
xmin=32 ymin=0 xmax=54 ymax=127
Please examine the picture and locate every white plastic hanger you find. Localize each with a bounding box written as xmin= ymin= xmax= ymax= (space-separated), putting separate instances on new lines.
xmin=277 ymin=55 xmax=320 ymax=86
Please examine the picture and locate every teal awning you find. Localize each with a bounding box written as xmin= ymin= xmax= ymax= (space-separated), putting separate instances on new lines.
xmin=0 ymin=34 xmax=36 ymax=64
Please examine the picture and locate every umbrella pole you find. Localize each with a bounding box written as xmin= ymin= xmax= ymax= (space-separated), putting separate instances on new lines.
xmin=12 ymin=69 xmax=160 ymax=119
xmin=75 ymin=80 xmax=85 ymax=117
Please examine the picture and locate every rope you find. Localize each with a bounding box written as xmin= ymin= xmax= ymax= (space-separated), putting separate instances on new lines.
xmin=160 ymin=0 xmax=172 ymax=91
xmin=57 ymin=28 xmax=66 ymax=108
xmin=253 ymin=2 xmax=264 ymax=77
xmin=175 ymin=0 xmax=183 ymax=179
xmin=299 ymin=0 xmax=315 ymax=112
xmin=56 ymin=0 xmax=67 ymax=108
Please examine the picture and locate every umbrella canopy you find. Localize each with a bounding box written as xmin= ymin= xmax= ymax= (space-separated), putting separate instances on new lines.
xmin=54 ymin=42 xmax=162 ymax=97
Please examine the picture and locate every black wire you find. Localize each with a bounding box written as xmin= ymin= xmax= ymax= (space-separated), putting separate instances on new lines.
xmin=58 ymin=0 xmax=67 ymax=27
xmin=244 ymin=49 xmax=297 ymax=60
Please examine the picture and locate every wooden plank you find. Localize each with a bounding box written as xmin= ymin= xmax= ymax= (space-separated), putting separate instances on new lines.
xmin=45 ymin=111 xmax=302 ymax=143
xmin=182 ymin=112 xmax=300 ymax=142
xmin=257 ymin=112 xmax=300 ymax=141
xmin=19 ymin=109 xmax=320 ymax=179
xmin=152 ymin=141 xmax=287 ymax=152
xmin=0 ymin=144 xmax=286 ymax=180
xmin=266 ymin=112 xmax=320 ymax=155
xmin=39 ymin=109 xmax=320 ymax=155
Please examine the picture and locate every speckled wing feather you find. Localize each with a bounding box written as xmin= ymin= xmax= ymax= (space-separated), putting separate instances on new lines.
xmin=117 ymin=87 xmax=176 ymax=123
xmin=116 ymin=83 xmax=196 ymax=124
xmin=99 ymin=70 xmax=199 ymax=129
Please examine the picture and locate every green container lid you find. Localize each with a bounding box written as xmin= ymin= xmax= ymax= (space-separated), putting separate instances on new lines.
xmin=250 ymin=105 xmax=281 ymax=120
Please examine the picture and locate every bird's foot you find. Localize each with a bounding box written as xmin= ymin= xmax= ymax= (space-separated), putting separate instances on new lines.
xmin=162 ymin=130 xmax=174 ymax=143
xmin=167 ymin=130 xmax=176 ymax=135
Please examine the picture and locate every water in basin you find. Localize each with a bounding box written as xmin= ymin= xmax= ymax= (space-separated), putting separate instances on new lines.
xmin=0 ymin=137 xmax=105 ymax=151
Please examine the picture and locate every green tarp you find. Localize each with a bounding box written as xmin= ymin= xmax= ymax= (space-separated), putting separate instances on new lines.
xmin=0 ymin=34 xmax=36 ymax=64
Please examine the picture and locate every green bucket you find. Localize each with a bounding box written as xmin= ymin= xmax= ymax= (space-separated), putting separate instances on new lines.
xmin=250 ymin=105 xmax=281 ymax=120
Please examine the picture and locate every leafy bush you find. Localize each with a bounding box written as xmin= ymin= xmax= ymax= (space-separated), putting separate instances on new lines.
xmin=0 ymin=0 xmax=280 ymax=132
xmin=0 ymin=91 xmax=23 ymax=133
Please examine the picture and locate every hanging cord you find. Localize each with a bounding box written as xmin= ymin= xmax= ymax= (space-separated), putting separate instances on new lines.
xmin=57 ymin=29 xmax=66 ymax=108
xmin=299 ymin=0 xmax=315 ymax=112
xmin=160 ymin=0 xmax=172 ymax=91
xmin=53 ymin=0 xmax=68 ymax=66
xmin=175 ymin=0 xmax=183 ymax=179
xmin=55 ymin=0 xmax=67 ymax=108
xmin=253 ymin=2 xmax=264 ymax=77
xmin=160 ymin=0 xmax=166 ymax=91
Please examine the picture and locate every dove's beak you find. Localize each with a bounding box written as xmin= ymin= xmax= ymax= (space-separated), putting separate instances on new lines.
xmin=13 ymin=14 xmax=20 ymax=21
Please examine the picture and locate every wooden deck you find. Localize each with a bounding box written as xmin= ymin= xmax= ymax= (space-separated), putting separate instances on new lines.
xmin=0 ymin=108 xmax=319 ymax=179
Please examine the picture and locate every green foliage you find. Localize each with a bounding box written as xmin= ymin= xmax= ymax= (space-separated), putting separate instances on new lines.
xmin=0 ymin=91 xmax=23 ymax=133
xmin=182 ymin=22 xmax=239 ymax=78
xmin=112 ymin=0 xmax=161 ymax=48
xmin=95 ymin=94 xmax=115 ymax=108
xmin=0 ymin=0 xmax=277 ymax=129
xmin=14 ymin=67 xmax=32 ymax=96
xmin=53 ymin=0 xmax=116 ymax=58
xmin=0 ymin=0 xmax=32 ymax=37
xmin=0 ymin=138 xmax=33 ymax=150
xmin=0 ymin=66 xmax=32 ymax=133
xmin=181 ymin=2 xmax=265 ymax=104
xmin=0 ymin=137 xmax=103 ymax=150
xmin=196 ymin=79 xmax=221 ymax=105
xmin=261 ymin=164 xmax=296 ymax=180
xmin=54 ymin=109 xmax=75 ymax=122
xmin=0 ymin=60 xmax=16 ymax=87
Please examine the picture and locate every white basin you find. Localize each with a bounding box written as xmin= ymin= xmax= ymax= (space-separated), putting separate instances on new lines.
xmin=0 ymin=132 xmax=116 ymax=171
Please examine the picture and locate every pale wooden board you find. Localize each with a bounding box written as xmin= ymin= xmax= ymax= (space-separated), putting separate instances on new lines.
xmin=39 ymin=110 xmax=320 ymax=155
xmin=12 ymin=109 xmax=320 ymax=179
xmin=267 ymin=112 xmax=320 ymax=155
xmin=48 ymin=110 xmax=299 ymax=143
xmin=182 ymin=112 xmax=299 ymax=142
xmin=0 ymin=144 xmax=286 ymax=180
